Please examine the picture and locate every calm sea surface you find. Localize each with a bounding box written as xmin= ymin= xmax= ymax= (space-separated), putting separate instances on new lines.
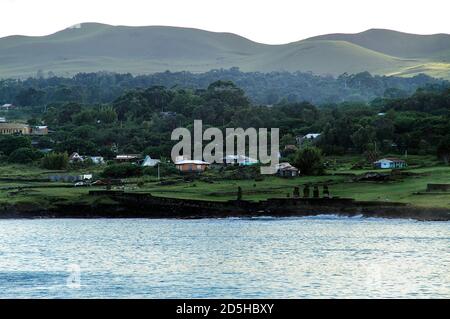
xmin=0 ymin=216 xmax=448 ymax=298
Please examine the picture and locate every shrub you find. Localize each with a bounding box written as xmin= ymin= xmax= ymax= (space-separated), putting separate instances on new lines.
xmin=142 ymin=162 xmax=178 ymax=177
xmin=8 ymin=147 xmax=41 ymax=164
xmin=293 ymin=146 xmax=325 ymax=175
xmin=41 ymin=152 xmax=69 ymax=170
xmin=102 ymin=163 xmax=142 ymax=178
xmin=0 ymin=135 xmax=32 ymax=156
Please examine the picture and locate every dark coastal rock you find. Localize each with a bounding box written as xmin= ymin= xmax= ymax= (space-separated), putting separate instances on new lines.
xmin=1 ymin=191 xmax=449 ymax=221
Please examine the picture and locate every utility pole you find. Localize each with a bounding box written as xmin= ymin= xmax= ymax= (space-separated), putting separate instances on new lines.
xmin=157 ymin=163 xmax=160 ymax=181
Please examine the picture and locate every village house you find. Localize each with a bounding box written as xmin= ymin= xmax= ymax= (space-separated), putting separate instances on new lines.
xmin=296 ymin=133 xmax=321 ymax=146
xmin=0 ymin=122 xmax=31 ymax=135
xmin=1 ymin=103 xmax=16 ymax=110
xmin=89 ymin=156 xmax=105 ymax=165
xmin=223 ymin=154 xmax=258 ymax=166
xmin=30 ymin=125 xmax=49 ymax=135
xmin=175 ymin=159 xmax=210 ymax=173
xmin=115 ymin=154 xmax=142 ymax=163
xmin=69 ymin=152 xmax=84 ymax=163
xmin=0 ymin=122 xmax=49 ymax=136
xmin=276 ymin=162 xmax=300 ymax=177
xmin=69 ymin=152 xmax=105 ymax=164
xmin=373 ymin=158 xmax=407 ymax=169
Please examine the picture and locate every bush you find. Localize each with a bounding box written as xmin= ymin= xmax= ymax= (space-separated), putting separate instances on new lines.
xmin=41 ymin=152 xmax=69 ymax=170
xmin=69 ymin=157 xmax=94 ymax=169
xmin=8 ymin=147 xmax=41 ymax=164
xmin=0 ymin=135 xmax=32 ymax=156
xmin=102 ymin=163 xmax=142 ymax=178
xmin=293 ymin=146 xmax=325 ymax=175
xmin=142 ymin=162 xmax=178 ymax=177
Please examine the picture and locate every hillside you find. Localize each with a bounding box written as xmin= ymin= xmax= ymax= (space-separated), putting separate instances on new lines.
xmin=309 ymin=28 xmax=450 ymax=59
xmin=0 ymin=23 xmax=449 ymax=79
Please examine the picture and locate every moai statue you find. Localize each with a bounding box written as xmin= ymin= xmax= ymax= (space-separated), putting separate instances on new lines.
xmin=303 ymin=184 xmax=310 ymax=198
xmin=237 ymin=186 xmax=243 ymax=201
xmin=313 ymin=185 xmax=320 ymax=198
xmin=293 ymin=186 xmax=300 ymax=198
xmin=323 ymin=184 xmax=330 ymax=198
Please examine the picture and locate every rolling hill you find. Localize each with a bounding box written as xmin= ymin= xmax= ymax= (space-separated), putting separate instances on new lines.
xmin=0 ymin=23 xmax=449 ymax=79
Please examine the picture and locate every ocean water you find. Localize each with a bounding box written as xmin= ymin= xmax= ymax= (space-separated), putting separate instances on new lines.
xmin=0 ymin=216 xmax=448 ymax=298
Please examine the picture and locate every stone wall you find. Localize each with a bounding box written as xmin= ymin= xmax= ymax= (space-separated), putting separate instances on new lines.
xmin=426 ymin=184 xmax=450 ymax=192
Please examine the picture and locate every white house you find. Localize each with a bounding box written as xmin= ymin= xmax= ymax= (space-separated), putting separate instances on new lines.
xmin=89 ymin=156 xmax=105 ymax=165
xmin=223 ymin=155 xmax=258 ymax=166
xmin=69 ymin=153 xmax=104 ymax=165
xmin=115 ymin=154 xmax=141 ymax=162
xmin=1 ymin=104 xmax=15 ymax=110
xmin=69 ymin=152 xmax=84 ymax=163
xmin=142 ymin=155 xmax=161 ymax=167
xmin=373 ymin=158 xmax=407 ymax=169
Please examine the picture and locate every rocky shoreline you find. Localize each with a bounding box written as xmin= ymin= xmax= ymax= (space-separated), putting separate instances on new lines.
xmin=1 ymin=190 xmax=449 ymax=221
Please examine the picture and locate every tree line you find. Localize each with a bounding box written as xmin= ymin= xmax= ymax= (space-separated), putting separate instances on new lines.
xmin=0 ymin=68 xmax=447 ymax=107
xmin=1 ymin=80 xmax=448 ymax=172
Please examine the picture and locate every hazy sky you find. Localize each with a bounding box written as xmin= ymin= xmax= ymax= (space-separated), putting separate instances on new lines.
xmin=1 ymin=0 xmax=449 ymax=44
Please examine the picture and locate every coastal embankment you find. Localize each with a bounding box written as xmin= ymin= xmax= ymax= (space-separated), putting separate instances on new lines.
xmin=1 ymin=190 xmax=449 ymax=221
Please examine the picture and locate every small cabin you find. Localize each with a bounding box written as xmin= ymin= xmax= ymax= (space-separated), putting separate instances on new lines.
xmin=69 ymin=152 xmax=84 ymax=163
xmin=175 ymin=159 xmax=210 ymax=173
xmin=31 ymin=125 xmax=49 ymax=135
xmin=1 ymin=104 xmax=16 ymax=110
xmin=276 ymin=162 xmax=300 ymax=177
xmin=115 ymin=154 xmax=141 ymax=163
xmin=89 ymin=156 xmax=105 ymax=165
xmin=223 ymin=155 xmax=258 ymax=166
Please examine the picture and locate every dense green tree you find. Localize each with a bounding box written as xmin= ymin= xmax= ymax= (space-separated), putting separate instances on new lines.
xmin=41 ymin=152 xmax=69 ymax=170
xmin=351 ymin=125 xmax=376 ymax=152
xmin=0 ymin=136 xmax=32 ymax=156
xmin=293 ymin=147 xmax=325 ymax=175
xmin=8 ymin=147 xmax=41 ymax=164
xmin=102 ymin=163 xmax=142 ymax=178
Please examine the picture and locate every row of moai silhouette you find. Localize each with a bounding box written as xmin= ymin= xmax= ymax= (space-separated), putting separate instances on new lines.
xmin=292 ymin=184 xmax=330 ymax=198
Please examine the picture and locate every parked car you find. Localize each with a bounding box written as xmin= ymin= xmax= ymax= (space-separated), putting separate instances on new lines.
xmin=74 ymin=181 xmax=90 ymax=187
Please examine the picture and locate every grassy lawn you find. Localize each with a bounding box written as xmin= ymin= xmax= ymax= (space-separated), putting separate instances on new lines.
xmin=0 ymin=157 xmax=449 ymax=209
xmin=135 ymin=163 xmax=450 ymax=208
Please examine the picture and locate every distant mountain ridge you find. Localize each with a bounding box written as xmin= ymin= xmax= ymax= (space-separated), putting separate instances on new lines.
xmin=0 ymin=23 xmax=449 ymax=79
xmin=309 ymin=29 xmax=450 ymax=59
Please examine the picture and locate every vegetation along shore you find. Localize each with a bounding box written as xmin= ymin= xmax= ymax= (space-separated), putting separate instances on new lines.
xmin=0 ymin=72 xmax=449 ymax=220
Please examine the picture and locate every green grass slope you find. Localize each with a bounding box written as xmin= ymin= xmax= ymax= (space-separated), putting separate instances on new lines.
xmin=310 ymin=28 xmax=450 ymax=59
xmin=242 ymin=40 xmax=417 ymax=75
xmin=0 ymin=23 xmax=449 ymax=78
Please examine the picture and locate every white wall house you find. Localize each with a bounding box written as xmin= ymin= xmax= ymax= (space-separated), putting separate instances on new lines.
xmin=223 ymin=155 xmax=258 ymax=166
